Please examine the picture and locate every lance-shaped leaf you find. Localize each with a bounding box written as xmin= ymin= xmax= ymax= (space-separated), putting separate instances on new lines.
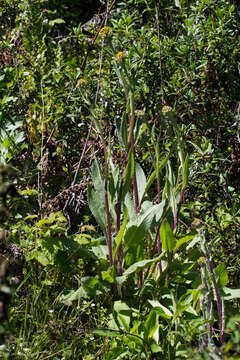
xmin=148 ymin=300 xmax=173 ymax=319
xmin=174 ymin=232 xmax=197 ymax=252
xmin=122 ymin=150 xmax=135 ymax=199
xmin=135 ymin=162 xmax=146 ymax=204
xmin=124 ymin=200 xmax=166 ymax=248
xmin=115 ymin=114 xmax=128 ymax=150
xmin=160 ymin=220 xmax=176 ymax=253
xmin=91 ymin=158 xmax=104 ymax=195
xmin=141 ymin=154 xmax=170 ymax=204
xmin=88 ymin=184 xmax=107 ymax=233
xmin=113 ymin=206 xmax=128 ymax=262
xmin=123 ymin=255 xmax=164 ymax=277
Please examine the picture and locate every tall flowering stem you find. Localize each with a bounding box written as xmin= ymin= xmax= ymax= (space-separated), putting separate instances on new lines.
xmin=128 ymin=90 xmax=139 ymax=214
xmin=200 ymin=230 xmax=224 ymax=344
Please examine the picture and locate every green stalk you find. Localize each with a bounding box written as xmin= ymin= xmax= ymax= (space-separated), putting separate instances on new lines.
xmin=92 ymin=111 xmax=113 ymax=267
xmin=128 ymin=90 xmax=139 ymax=214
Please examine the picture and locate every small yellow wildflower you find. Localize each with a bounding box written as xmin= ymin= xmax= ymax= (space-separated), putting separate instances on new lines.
xmin=136 ymin=110 xmax=145 ymax=116
xmin=77 ymin=78 xmax=87 ymax=87
xmin=198 ymin=257 xmax=206 ymax=266
xmin=115 ymin=51 xmax=126 ymax=62
xmin=99 ymin=26 xmax=112 ymax=38
xmin=162 ymin=105 xmax=172 ymax=114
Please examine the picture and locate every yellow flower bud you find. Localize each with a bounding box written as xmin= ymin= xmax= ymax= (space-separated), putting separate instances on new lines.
xmin=115 ymin=51 xmax=126 ymax=62
xmin=162 ymin=105 xmax=172 ymax=114
xmin=99 ymin=26 xmax=112 ymax=38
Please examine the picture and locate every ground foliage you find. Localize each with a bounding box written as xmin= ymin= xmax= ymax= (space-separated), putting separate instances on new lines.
xmin=0 ymin=0 xmax=240 ymax=359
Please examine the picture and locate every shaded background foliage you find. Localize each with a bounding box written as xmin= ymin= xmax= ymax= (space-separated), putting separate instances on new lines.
xmin=0 ymin=0 xmax=240 ymax=358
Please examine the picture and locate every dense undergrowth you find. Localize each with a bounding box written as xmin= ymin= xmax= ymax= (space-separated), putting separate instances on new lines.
xmin=1 ymin=0 xmax=240 ymax=359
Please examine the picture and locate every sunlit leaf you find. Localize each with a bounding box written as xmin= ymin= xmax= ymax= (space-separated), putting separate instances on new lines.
xmin=160 ymin=220 xmax=176 ymax=253
xmin=174 ymin=232 xmax=197 ymax=252
xmin=148 ymin=300 xmax=173 ymax=319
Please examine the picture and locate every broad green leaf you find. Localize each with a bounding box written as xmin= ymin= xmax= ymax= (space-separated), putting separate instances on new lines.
xmin=175 ymin=0 xmax=181 ymax=8
xmin=115 ymin=114 xmax=128 ymax=149
xmin=174 ymin=232 xmax=197 ymax=252
xmin=160 ymin=220 xmax=176 ymax=253
xmin=223 ymin=287 xmax=240 ymax=300
xmin=122 ymin=150 xmax=134 ymax=198
xmin=124 ymin=192 xmax=136 ymax=220
xmin=113 ymin=206 xmax=128 ymax=261
xmin=49 ymin=18 xmax=65 ymax=26
xmin=148 ymin=300 xmax=173 ymax=319
xmin=102 ymin=266 xmax=116 ymax=283
xmin=33 ymin=251 xmax=50 ymax=266
xmin=123 ymin=255 xmax=164 ymax=277
xmin=167 ymin=160 xmax=175 ymax=188
xmin=104 ymin=347 xmax=128 ymax=360
xmin=60 ymin=287 xmax=88 ymax=305
xmin=81 ymin=276 xmax=105 ymax=297
xmin=215 ymin=264 xmax=228 ymax=287
xmin=124 ymin=200 xmax=166 ymax=248
xmin=144 ymin=310 xmax=159 ymax=340
xmin=114 ymin=301 xmax=132 ymax=331
xmin=91 ymin=158 xmax=104 ymax=194
xmin=88 ymin=185 xmax=107 ymax=233
xmin=135 ymin=162 xmax=146 ymax=203
xmin=92 ymin=329 xmax=121 ymax=337
xmin=91 ymin=244 xmax=108 ymax=259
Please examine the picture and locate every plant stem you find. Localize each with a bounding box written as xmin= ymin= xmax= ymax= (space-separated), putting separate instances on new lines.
xmin=206 ymin=257 xmax=224 ymax=343
xmin=103 ymin=143 xmax=113 ymax=267
xmin=128 ymin=90 xmax=139 ymax=214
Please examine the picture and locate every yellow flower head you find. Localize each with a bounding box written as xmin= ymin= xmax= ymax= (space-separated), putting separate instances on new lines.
xmin=99 ymin=26 xmax=112 ymax=38
xmin=162 ymin=105 xmax=172 ymax=114
xmin=77 ymin=78 xmax=87 ymax=87
xmin=115 ymin=51 xmax=126 ymax=62
xmin=198 ymin=257 xmax=206 ymax=266
xmin=136 ymin=110 xmax=144 ymax=117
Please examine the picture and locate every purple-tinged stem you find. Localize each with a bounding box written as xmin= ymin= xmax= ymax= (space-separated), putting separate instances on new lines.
xmin=103 ymin=146 xmax=113 ymax=267
xmin=157 ymin=232 xmax=162 ymax=273
xmin=206 ymin=257 xmax=224 ymax=343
